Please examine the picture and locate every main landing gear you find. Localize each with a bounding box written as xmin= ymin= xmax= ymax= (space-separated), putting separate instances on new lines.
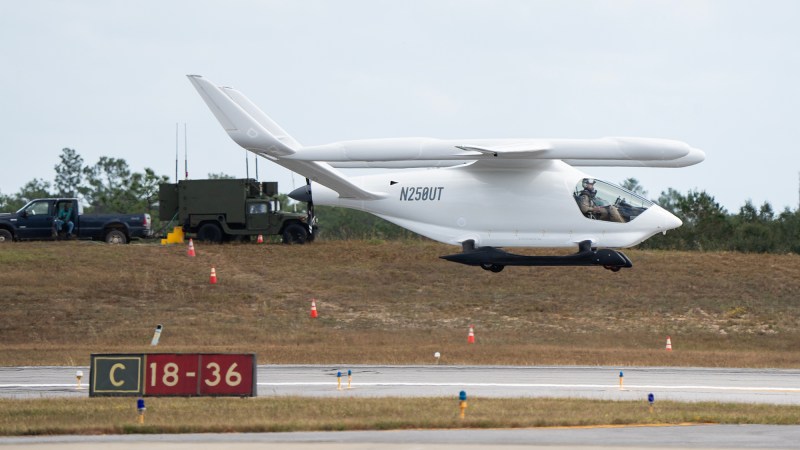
xmin=440 ymin=240 xmax=633 ymax=273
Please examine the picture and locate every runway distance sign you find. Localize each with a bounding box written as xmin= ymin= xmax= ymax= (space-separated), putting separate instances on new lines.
xmin=89 ymin=353 xmax=256 ymax=397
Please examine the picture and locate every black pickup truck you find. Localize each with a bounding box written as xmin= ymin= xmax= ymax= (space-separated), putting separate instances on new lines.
xmin=0 ymin=198 xmax=151 ymax=244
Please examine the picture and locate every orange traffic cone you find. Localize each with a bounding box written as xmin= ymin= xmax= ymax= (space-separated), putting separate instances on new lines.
xmin=310 ymin=299 xmax=318 ymax=318
xmin=187 ymin=238 xmax=196 ymax=257
xmin=209 ymin=267 xmax=217 ymax=285
xmin=666 ymin=336 xmax=672 ymax=351
xmin=467 ymin=325 xmax=475 ymax=344
xmin=257 ymin=234 xmax=264 ymax=244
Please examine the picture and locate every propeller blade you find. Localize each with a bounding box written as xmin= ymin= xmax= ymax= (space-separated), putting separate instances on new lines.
xmin=305 ymin=177 xmax=315 ymax=237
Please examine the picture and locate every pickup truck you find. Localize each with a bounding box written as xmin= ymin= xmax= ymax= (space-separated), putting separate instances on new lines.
xmin=0 ymin=198 xmax=151 ymax=244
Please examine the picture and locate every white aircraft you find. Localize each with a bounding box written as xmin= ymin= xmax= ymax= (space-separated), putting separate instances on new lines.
xmin=188 ymin=75 xmax=704 ymax=273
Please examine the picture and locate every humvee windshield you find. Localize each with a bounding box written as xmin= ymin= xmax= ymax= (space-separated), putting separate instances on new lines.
xmin=574 ymin=178 xmax=653 ymax=223
xmin=248 ymin=202 xmax=268 ymax=214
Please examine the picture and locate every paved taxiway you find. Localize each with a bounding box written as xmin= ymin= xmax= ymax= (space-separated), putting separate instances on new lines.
xmin=2 ymin=365 xmax=800 ymax=404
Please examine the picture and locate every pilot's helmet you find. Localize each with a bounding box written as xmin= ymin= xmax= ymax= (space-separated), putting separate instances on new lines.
xmin=582 ymin=178 xmax=596 ymax=189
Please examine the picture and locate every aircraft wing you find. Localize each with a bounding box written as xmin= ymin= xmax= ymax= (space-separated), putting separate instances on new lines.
xmin=288 ymin=137 xmax=704 ymax=169
xmin=189 ymin=75 xmax=704 ymax=180
xmin=187 ymin=75 xmax=386 ymax=200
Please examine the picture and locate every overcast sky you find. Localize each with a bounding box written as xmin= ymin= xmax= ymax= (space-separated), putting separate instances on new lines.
xmin=2 ymin=0 xmax=799 ymax=213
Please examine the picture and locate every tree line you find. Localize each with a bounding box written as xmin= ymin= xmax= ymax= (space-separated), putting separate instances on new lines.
xmin=639 ymin=186 xmax=800 ymax=253
xmin=1 ymin=149 xmax=798 ymax=253
xmin=0 ymin=148 xmax=169 ymax=216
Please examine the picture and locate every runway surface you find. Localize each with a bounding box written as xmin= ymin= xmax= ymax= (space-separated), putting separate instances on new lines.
xmin=2 ymin=425 xmax=800 ymax=449
xmin=2 ymin=364 xmax=800 ymax=404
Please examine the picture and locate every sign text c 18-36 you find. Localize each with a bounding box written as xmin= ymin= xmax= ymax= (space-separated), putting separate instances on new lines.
xmin=89 ymin=353 xmax=256 ymax=397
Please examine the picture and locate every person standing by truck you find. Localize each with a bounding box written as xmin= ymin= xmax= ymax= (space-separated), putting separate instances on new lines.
xmin=53 ymin=202 xmax=75 ymax=238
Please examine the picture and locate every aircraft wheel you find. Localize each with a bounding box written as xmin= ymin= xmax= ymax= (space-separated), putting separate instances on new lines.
xmin=604 ymin=265 xmax=621 ymax=272
xmin=481 ymin=263 xmax=504 ymax=273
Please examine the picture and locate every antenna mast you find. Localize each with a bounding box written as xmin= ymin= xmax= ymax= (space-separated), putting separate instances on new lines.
xmin=184 ymin=123 xmax=188 ymax=180
xmin=174 ymin=123 xmax=179 ymax=183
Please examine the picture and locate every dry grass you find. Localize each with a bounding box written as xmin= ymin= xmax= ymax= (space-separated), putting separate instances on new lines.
xmin=1 ymin=240 xmax=800 ymax=367
xmin=2 ymin=396 xmax=800 ymax=435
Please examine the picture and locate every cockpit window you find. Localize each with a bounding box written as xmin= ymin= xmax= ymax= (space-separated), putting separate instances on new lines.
xmin=574 ymin=178 xmax=653 ymax=223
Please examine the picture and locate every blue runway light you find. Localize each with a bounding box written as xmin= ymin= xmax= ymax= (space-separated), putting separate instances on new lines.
xmin=648 ymin=393 xmax=655 ymax=405
xmin=136 ymin=398 xmax=146 ymax=424
xmin=458 ymin=390 xmax=468 ymax=419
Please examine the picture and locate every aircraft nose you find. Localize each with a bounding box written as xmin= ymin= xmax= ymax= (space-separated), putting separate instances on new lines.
xmin=655 ymin=205 xmax=682 ymax=230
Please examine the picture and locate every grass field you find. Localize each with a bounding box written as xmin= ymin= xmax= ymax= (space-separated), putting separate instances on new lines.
xmin=1 ymin=239 xmax=799 ymax=367
xmin=2 ymin=240 xmax=800 ymax=434
xmin=3 ymin=396 xmax=800 ymax=435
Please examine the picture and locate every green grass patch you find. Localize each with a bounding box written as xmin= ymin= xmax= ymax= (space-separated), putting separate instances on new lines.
xmin=1 ymin=397 xmax=800 ymax=436
xmin=0 ymin=248 xmax=59 ymax=264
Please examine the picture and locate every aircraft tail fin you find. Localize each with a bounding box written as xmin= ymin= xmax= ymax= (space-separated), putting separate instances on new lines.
xmin=187 ymin=75 xmax=386 ymax=200
xmin=220 ymin=86 xmax=303 ymax=151
xmin=186 ymin=75 xmax=295 ymax=156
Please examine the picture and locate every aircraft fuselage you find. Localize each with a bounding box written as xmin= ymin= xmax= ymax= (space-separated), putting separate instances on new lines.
xmin=309 ymin=160 xmax=680 ymax=249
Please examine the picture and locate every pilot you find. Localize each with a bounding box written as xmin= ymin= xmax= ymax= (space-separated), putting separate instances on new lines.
xmin=577 ymin=178 xmax=624 ymax=223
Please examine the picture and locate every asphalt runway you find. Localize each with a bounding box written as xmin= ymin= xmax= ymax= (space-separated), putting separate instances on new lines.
xmin=2 ymin=425 xmax=800 ymax=449
xmin=2 ymin=365 xmax=800 ymax=405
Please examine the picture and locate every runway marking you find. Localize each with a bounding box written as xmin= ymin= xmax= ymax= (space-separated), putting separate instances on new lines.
xmin=253 ymin=382 xmax=800 ymax=393
xmin=543 ymin=422 xmax=704 ymax=430
xmin=0 ymin=384 xmax=78 ymax=388
xmin=3 ymin=382 xmax=800 ymax=394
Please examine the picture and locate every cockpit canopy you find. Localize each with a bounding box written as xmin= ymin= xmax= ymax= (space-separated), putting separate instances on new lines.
xmin=574 ymin=178 xmax=653 ymax=223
